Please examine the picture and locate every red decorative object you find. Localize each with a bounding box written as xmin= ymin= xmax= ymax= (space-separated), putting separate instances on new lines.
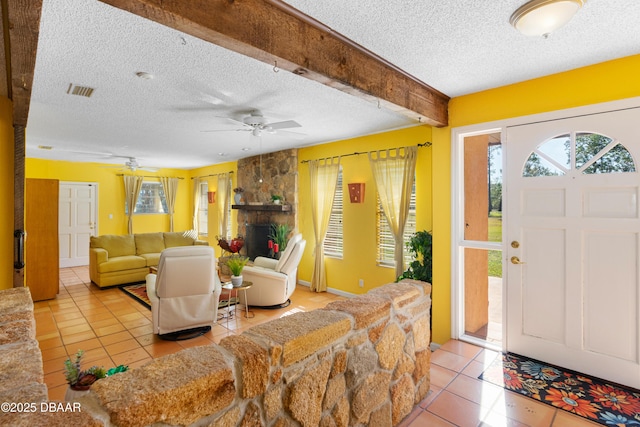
xmin=274 ymin=243 xmax=279 ymax=253
xmin=268 ymin=240 xmax=273 ymax=249
xmin=208 ymin=191 xmax=215 ymax=204
xmin=348 ymin=183 xmax=365 ymax=203
xmin=217 ymin=236 xmax=244 ymax=254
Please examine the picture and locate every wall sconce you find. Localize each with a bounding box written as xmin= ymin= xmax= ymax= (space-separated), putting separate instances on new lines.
xmin=208 ymin=191 xmax=215 ymax=204
xmin=347 ymin=183 xmax=365 ymax=203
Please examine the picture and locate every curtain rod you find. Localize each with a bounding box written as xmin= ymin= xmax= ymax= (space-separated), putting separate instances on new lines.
xmin=191 ymin=171 xmax=235 ymax=180
xmin=299 ymin=142 xmax=431 ymax=164
xmin=117 ymin=174 xmax=184 ymax=179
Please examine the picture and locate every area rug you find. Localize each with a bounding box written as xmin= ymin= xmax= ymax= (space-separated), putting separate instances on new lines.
xmin=479 ymin=352 xmax=640 ymax=426
xmin=120 ymin=283 xmax=237 ymax=310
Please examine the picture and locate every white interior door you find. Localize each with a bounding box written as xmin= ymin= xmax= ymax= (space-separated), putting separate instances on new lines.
xmin=59 ymin=182 xmax=97 ymax=267
xmin=506 ymin=107 xmax=640 ymax=388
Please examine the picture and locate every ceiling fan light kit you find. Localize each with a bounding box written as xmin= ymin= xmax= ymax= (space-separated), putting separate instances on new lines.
xmin=510 ymin=0 xmax=585 ymax=37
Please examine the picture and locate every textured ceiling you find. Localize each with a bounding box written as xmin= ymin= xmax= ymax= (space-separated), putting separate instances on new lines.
xmin=26 ymin=0 xmax=640 ymax=170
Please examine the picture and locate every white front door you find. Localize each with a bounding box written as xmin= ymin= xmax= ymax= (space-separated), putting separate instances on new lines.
xmin=59 ymin=182 xmax=97 ymax=267
xmin=506 ymin=107 xmax=640 ymax=388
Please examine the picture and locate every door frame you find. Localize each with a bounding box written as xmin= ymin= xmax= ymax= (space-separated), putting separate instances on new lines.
xmin=451 ymin=95 xmax=640 ymax=350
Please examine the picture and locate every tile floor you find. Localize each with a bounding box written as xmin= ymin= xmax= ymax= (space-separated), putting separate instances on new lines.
xmin=36 ymin=266 xmax=600 ymax=426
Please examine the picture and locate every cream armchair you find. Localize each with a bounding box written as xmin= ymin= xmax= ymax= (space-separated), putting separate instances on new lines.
xmin=146 ymin=246 xmax=222 ymax=340
xmin=240 ymin=234 xmax=306 ymax=307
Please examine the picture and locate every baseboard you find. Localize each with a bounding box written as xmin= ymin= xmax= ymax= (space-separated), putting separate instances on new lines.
xmin=297 ymin=279 xmax=356 ymax=299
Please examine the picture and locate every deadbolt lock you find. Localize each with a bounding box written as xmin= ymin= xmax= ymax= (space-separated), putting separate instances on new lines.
xmin=511 ymin=241 xmax=520 ymax=248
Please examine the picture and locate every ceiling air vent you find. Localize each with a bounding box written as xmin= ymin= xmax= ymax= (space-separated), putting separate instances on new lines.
xmin=67 ymin=84 xmax=95 ymax=98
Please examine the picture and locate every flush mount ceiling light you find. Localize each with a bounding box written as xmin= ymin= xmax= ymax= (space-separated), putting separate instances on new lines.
xmin=510 ymin=0 xmax=585 ymax=37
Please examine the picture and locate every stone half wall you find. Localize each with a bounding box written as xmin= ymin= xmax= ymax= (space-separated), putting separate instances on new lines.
xmin=3 ymin=280 xmax=431 ymax=426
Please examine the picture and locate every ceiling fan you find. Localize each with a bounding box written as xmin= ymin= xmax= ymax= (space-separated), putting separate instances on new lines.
xmin=203 ymin=110 xmax=303 ymax=137
xmin=121 ymin=157 xmax=158 ymax=172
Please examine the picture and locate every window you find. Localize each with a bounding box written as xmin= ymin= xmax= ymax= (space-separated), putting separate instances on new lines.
xmin=376 ymin=179 xmax=416 ymax=267
xmin=127 ymin=182 xmax=168 ymax=214
xmin=323 ymin=168 xmax=343 ymax=258
xmin=198 ymin=182 xmax=208 ymax=236
xmin=523 ymin=132 xmax=636 ymax=177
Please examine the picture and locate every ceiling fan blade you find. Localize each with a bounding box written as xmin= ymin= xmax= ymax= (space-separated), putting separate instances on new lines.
xmin=267 ymin=120 xmax=301 ymax=130
xmin=201 ymin=128 xmax=251 ymax=133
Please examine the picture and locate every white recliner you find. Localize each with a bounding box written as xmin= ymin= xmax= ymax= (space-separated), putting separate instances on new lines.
xmin=146 ymin=245 xmax=222 ymax=339
xmin=240 ymin=234 xmax=306 ymax=307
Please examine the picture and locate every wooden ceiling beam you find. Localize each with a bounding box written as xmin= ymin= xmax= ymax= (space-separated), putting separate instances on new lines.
xmin=98 ymin=0 xmax=449 ymax=127
xmin=4 ymin=0 xmax=42 ymax=126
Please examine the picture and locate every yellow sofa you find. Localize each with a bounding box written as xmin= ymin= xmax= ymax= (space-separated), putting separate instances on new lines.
xmin=89 ymin=232 xmax=208 ymax=288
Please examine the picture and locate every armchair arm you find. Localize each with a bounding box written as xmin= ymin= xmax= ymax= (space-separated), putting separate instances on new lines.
xmin=145 ymin=273 xmax=160 ymax=305
xmin=252 ymin=257 xmax=278 ymax=270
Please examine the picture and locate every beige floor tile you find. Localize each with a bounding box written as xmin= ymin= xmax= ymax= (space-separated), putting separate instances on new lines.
xmin=409 ymin=411 xmax=456 ymax=426
xmin=99 ymin=331 xmax=134 ymax=346
xmin=94 ymin=323 xmax=127 ymax=337
xmin=418 ymin=385 xmax=443 ymax=409
xmin=61 ymin=330 xmax=98 ymax=345
xmin=430 ymin=364 xmax=458 ymax=389
xmin=490 ymin=391 xmax=556 ymax=427
xmin=427 ymin=390 xmax=490 ymax=427
xmin=40 ymin=346 xmax=68 ymax=362
xmin=446 ymin=373 xmax=504 ymax=408
xmin=551 ymin=409 xmax=602 ymax=427
xmin=110 ymin=347 xmax=151 ymax=367
xmin=480 ymin=410 xmax=530 ymax=427
xmin=38 ymin=336 xmax=64 ymax=350
xmin=144 ymin=340 xmax=184 ymax=358
xmin=104 ymin=339 xmax=142 ymax=356
xmin=439 ymin=340 xmax=483 ymax=359
xmin=42 ymin=355 xmax=69 ymax=375
xmin=431 ymin=349 xmax=474 ymax=372
xmin=65 ymin=337 xmax=103 ymax=354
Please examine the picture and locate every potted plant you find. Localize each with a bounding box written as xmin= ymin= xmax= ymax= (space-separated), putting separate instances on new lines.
xmin=63 ymin=350 xmax=129 ymax=401
xmin=233 ymin=187 xmax=244 ymax=205
xmin=268 ymin=223 xmax=290 ymax=258
xmin=226 ymin=255 xmax=249 ymax=287
xmin=271 ymin=194 xmax=283 ymax=205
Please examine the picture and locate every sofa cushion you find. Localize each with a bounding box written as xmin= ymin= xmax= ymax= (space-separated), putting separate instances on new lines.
xmin=135 ymin=232 xmax=165 ymax=255
xmin=163 ymin=232 xmax=195 ymax=248
xmin=90 ymin=235 xmax=136 ymax=258
xmin=97 ymin=255 xmax=147 ymax=273
xmin=140 ymin=253 xmax=161 ymax=267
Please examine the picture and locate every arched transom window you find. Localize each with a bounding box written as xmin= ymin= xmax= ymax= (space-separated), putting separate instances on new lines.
xmin=523 ymin=132 xmax=636 ymax=177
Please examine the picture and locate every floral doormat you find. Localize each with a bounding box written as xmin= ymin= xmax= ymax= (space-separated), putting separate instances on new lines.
xmin=479 ymin=352 xmax=640 ymax=426
xmin=120 ymin=283 xmax=236 ymax=310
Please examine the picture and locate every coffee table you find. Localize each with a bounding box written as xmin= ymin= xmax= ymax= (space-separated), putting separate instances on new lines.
xmin=219 ymin=281 xmax=254 ymax=323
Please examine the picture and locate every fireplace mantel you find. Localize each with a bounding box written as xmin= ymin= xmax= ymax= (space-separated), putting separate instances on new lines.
xmin=232 ymin=204 xmax=292 ymax=212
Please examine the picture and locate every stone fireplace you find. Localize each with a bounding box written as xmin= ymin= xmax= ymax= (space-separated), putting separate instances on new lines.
xmin=235 ymin=149 xmax=298 ymax=257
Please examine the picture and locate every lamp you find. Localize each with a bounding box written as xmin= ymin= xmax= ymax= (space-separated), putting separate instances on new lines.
xmin=510 ymin=0 xmax=585 ymax=37
xmin=347 ymin=183 xmax=365 ymax=203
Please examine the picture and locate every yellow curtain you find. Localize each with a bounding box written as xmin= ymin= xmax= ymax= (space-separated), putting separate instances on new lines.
xmin=217 ymin=173 xmax=231 ymax=238
xmin=123 ymin=175 xmax=143 ymax=234
xmin=368 ymin=146 xmax=417 ymax=278
xmin=309 ymin=157 xmax=341 ymax=292
xmin=160 ymin=177 xmax=179 ymax=232
xmin=192 ymin=177 xmax=201 ymax=234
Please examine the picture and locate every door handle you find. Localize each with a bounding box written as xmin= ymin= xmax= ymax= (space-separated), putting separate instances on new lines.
xmin=511 ymin=256 xmax=525 ymax=265
xmin=14 ymin=230 xmax=26 ymax=269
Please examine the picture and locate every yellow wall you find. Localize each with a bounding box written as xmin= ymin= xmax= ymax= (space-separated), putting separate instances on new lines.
xmin=297 ymin=126 xmax=433 ymax=294
xmin=26 ymin=159 xmax=192 ymax=235
xmin=430 ymin=53 xmax=640 ymax=344
xmin=188 ymin=162 xmax=238 ymax=256
xmin=0 ymin=97 xmax=14 ymax=290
